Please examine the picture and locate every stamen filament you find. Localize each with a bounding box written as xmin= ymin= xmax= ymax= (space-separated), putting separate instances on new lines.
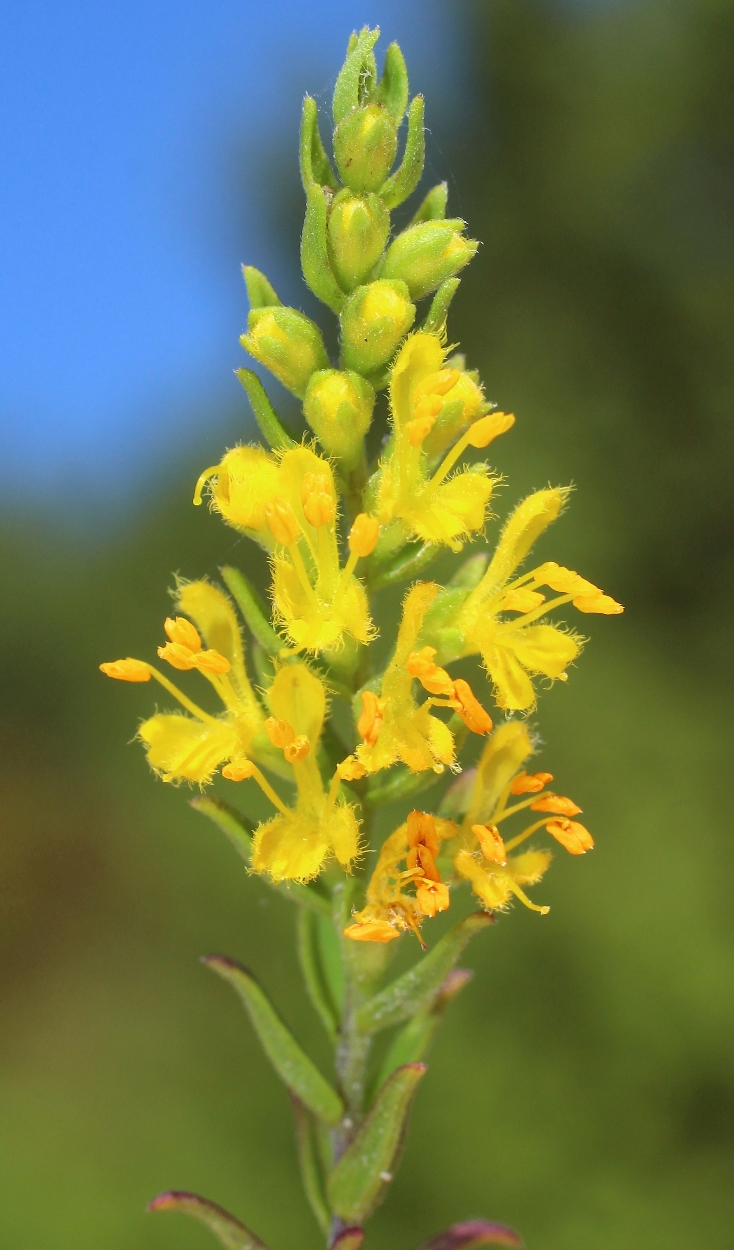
xmin=494 ymin=795 xmax=544 ymax=824
xmin=504 ymin=818 xmax=550 ymax=853
xmin=429 ymin=429 xmax=473 ymax=488
xmin=287 ymin=542 xmax=321 ymax=608
xmin=505 ymin=877 xmax=549 ymax=914
xmin=248 ymin=763 xmax=291 ymax=815
xmin=496 ymin=592 xmax=574 ymax=631
xmin=143 ymin=664 xmax=221 ymax=725
xmin=333 ymin=549 xmax=360 ymax=604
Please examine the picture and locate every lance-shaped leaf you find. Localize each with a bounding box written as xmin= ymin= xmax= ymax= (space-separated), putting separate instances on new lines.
xmin=376 ymin=42 xmax=409 ymax=124
xmin=297 ymin=907 xmax=343 ymax=1039
xmin=409 ymin=181 xmax=448 ymax=226
xmin=368 ymin=540 xmax=440 ymax=591
xmin=203 ymin=956 xmax=344 ymax=1124
xmin=357 ymin=912 xmax=494 ymax=1033
xmin=302 ymin=184 xmax=346 ymax=313
xmin=380 ymin=96 xmax=425 ymax=210
xmin=413 ymin=1220 xmax=523 ymax=1250
xmin=300 ymin=96 xmax=338 ymax=190
xmin=220 ymin=565 xmax=283 ymax=655
xmin=373 ymin=969 xmax=472 ymax=1095
xmin=333 ymin=28 xmax=381 ymax=125
xmin=242 ymin=265 xmax=282 ymax=310
xmin=327 ymin=1063 xmax=426 ymax=1222
xmin=290 ymin=1094 xmax=331 ymax=1235
xmin=423 ymin=278 xmax=460 ymax=335
xmin=148 ymin=1192 xmax=269 ymax=1250
xmin=235 ymin=368 xmax=295 ymax=451
xmin=190 ymin=797 xmax=331 ymax=915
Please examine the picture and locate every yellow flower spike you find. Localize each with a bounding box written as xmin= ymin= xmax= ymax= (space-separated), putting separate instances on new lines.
xmin=356 ymin=582 xmax=457 ymax=775
xmin=374 ymin=333 xmax=497 ymax=551
xmin=250 ymin=663 xmax=360 ymax=882
xmin=99 ymin=658 xmax=151 ymax=682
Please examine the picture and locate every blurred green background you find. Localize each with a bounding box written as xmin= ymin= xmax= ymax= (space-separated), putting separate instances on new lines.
xmin=2 ymin=2 xmax=734 ymax=1248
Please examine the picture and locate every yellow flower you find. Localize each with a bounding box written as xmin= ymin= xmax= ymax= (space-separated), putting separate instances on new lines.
xmin=100 ymin=580 xmax=267 ymax=785
xmin=445 ymin=720 xmax=594 ymax=916
xmin=344 ymin=810 xmax=456 ymax=945
xmin=232 ymin=663 xmax=362 ymax=883
xmin=195 ymin=444 xmax=377 ymax=654
xmin=373 ymin=333 xmax=512 ymax=553
xmin=445 ymin=488 xmax=624 ymax=711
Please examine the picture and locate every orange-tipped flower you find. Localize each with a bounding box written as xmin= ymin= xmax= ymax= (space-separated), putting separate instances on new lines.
xmin=531 ymin=794 xmax=582 ymax=817
xmin=452 ymin=678 xmax=493 ymax=735
xmin=511 ymin=770 xmax=553 ymax=795
xmin=99 ymin=658 xmax=151 ymax=682
xmin=348 ymin=512 xmax=380 ymax=557
xmin=546 ymin=818 xmax=594 ymax=854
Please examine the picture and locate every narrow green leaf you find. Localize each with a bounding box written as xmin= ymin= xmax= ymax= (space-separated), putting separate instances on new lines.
xmin=357 ymin=913 xmax=494 ymax=1034
xmin=204 ymin=956 xmax=344 ymax=1124
xmin=376 ymin=42 xmax=409 ymax=124
xmin=302 ymin=184 xmax=347 ymax=313
xmin=413 ymin=1220 xmax=523 ymax=1250
xmin=368 ymin=540 xmax=440 ymax=591
xmin=409 ymin=182 xmax=448 ymax=226
xmin=365 ymin=765 xmax=442 ymax=809
xmin=422 ymin=277 xmax=460 ymax=334
xmin=219 ymin=565 xmax=282 ymax=655
xmin=299 ymin=96 xmax=338 ymax=191
xmin=373 ymin=968 xmax=473 ymax=1095
xmin=297 ymin=908 xmax=340 ymax=1040
xmin=333 ymin=28 xmax=381 ymax=125
xmin=242 ymin=265 xmax=282 ymax=309
xmin=379 ymin=96 xmax=425 ymax=210
xmin=290 ymin=1095 xmax=331 ymax=1235
xmin=327 ymin=1063 xmax=426 ymax=1222
xmin=148 ymin=1192 xmax=268 ymax=1250
xmin=235 ymin=368 xmax=295 ymax=451
xmin=189 ymin=796 xmax=331 ymax=914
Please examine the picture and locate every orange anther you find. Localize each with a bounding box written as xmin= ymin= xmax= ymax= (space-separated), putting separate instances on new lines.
xmin=348 ymin=513 xmax=380 ymax=558
xmin=530 ymin=794 xmax=582 ymax=817
xmin=264 ymin=497 xmax=301 ymax=546
xmin=301 ymin=472 xmax=336 ymax=527
xmin=412 ymin=368 xmax=461 ymax=400
xmin=284 ymin=735 xmax=310 ymax=763
xmin=164 ymin=616 xmax=202 ymax=651
xmin=407 ymin=647 xmax=455 ymax=696
xmin=472 ymin=823 xmax=507 ymax=865
xmin=501 ymin=589 xmax=546 ymax=613
xmin=573 ymin=592 xmax=624 ymax=615
xmin=264 ymin=717 xmax=296 ymax=749
xmin=406 ymin=414 xmax=436 ymax=446
xmin=157 ymin=641 xmax=197 ymax=670
xmin=545 ymin=818 xmax=594 ymax=855
xmin=510 ymin=770 xmax=553 ymax=795
xmin=452 ymin=678 xmax=493 ymax=735
xmin=413 ymin=393 xmax=444 ymax=421
xmin=344 ymin=919 xmax=401 ymax=943
xmin=192 ymin=649 xmax=231 ymax=675
xmin=222 ymin=758 xmax=255 ymax=781
xmin=407 ymin=810 xmax=440 ymax=855
xmin=465 ymin=411 xmax=515 ymax=448
xmin=536 ymin=563 xmax=596 ymax=596
xmin=99 ymin=658 xmax=151 ymax=682
xmin=358 ymin=690 xmax=383 ymax=746
xmin=416 ymin=879 xmax=450 ymax=918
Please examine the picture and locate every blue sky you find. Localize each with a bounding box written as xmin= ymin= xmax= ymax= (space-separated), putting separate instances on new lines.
xmin=0 ymin=0 xmax=471 ymax=509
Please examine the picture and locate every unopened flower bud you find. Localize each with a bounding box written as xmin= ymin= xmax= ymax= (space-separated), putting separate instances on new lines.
xmin=264 ymin=498 xmax=301 ymax=546
xmin=303 ymin=369 xmax=375 ymax=466
xmin=381 ymin=220 xmax=479 ymax=301
xmin=327 ymin=189 xmax=390 ymax=291
xmin=241 ymin=307 xmax=329 ymax=399
xmin=348 ymin=513 xmax=380 ymax=557
xmin=340 ymin=280 xmax=415 ymax=377
xmin=333 ymin=103 xmax=398 ymax=193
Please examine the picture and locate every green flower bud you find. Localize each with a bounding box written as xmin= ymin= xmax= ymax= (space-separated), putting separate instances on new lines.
xmin=333 ymin=103 xmax=398 ymax=194
xmin=327 ymin=189 xmax=390 ymax=292
xmin=340 ymin=280 xmax=416 ymax=378
xmin=303 ymin=369 xmax=375 ymax=466
xmin=381 ymin=220 xmax=479 ymax=301
xmin=240 ymin=307 xmax=329 ymax=399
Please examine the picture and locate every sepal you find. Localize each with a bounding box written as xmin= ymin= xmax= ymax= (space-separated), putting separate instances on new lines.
xmin=379 ymin=95 xmax=425 ymax=209
xmin=333 ymin=27 xmax=381 ymax=125
xmin=410 ymin=181 xmax=449 ymax=225
xmin=203 ymin=955 xmax=344 ymax=1124
xmin=300 ymin=95 xmax=338 ymax=191
xmin=327 ymin=1063 xmax=427 ymax=1222
xmin=242 ymin=265 xmax=282 ymax=310
xmin=376 ymin=41 xmax=409 ymax=124
xmin=219 ymin=565 xmax=283 ymax=656
xmin=235 ymin=368 xmax=295 ymax=450
xmin=302 ymin=184 xmax=347 ymax=313
xmin=357 ymin=912 xmax=494 ymax=1033
xmin=148 ymin=1192 xmax=269 ymax=1250
xmin=422 ymin=277 xmax=461 ymax=334
xmin=413 ymin=1220 xmax=523 ymax=1250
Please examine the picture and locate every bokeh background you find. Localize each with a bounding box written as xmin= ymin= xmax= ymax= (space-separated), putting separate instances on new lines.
xmin=2 ymin=1 xmax=733 ymax=1247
